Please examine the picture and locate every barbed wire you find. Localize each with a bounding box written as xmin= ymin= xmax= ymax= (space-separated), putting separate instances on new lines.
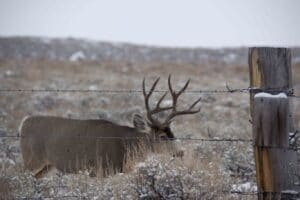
xmin=0 ymin=88 xmax=248 ymax=94
xmin=0 ymin=134 xmax=252 ymax=142
xmin=1 ymin=86 xmax=299 ymax=198
xmin=0 ymin=87 xmax=299 ymax=97
xmin=1 ymin=134 xmax=299 ymax=150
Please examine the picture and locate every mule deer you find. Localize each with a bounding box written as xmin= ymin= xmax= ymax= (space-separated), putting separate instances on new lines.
xmin=20 ymin=76 xmax=201 ymax=178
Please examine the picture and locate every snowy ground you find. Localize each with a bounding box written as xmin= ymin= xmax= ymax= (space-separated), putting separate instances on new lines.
xmin=0 ymin=58 xmax=299 ymax=199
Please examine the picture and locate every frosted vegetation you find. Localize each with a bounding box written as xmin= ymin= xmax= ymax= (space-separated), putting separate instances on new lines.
xmin=0 ymin=41 xmax=300 ymax=199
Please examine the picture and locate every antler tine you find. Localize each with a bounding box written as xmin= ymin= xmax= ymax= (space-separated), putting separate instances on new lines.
xmin=168 ymin=75 xmax=178 ymax=111
xmin=168 ymin=75 xmax=190 ymax=96
xmin=168 ymin=75 xmax=190 ymax=105
xmin=163 ymin=99 xmax=201 ymax=125
xmin=143 ymin=76 xmax=201 ymax=127
xmin=162 ymin=77 xmax=201 ymax=126
xmin=189 ymin=97 xmax=202 ymax=110
xmin=149 ymin=77 xmax=160 ymax=97
xmin=143 ymin=77 xmax=155 ymax=124
xmin=143 ymin=77 xmax=159 ymax=105
xmin=142 ymin=77 xmax=150 ymax=112
xmin=142 ymin=77 xmax=146 ymax=97
xmin=168 ymin=74 xmax=173 ymax=93
xmin=177 ymin=79 xmax=190 ymax=96
xmin=156 ymin=91 xmax=168 ymax=108
xmin=143 ymin=77 xmax=173 ymax=125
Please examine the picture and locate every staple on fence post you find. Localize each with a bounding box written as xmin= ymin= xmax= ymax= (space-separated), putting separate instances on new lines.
xmin=249 ymin=47 xmax=300 ymax=199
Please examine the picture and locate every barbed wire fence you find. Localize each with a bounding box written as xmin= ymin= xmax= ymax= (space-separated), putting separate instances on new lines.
xmin=0 ymin=86 xmax=299 ymax=199
xmin=0 ymin=86 xmax=299 ymax=97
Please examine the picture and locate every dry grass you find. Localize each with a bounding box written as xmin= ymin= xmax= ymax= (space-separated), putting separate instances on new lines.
xmin=0 ymin=177 xmax=13 ymax=200
xmin=0 ymin=59 xmax=299 ymax=199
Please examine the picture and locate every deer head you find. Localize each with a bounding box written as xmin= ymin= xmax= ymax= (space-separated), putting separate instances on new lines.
xmin=141 ymin=75 xmax=201 ymax=141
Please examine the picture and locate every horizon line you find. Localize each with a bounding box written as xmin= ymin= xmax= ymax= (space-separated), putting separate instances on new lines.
xmin=1 ymin=35 xmax=298 ymax=50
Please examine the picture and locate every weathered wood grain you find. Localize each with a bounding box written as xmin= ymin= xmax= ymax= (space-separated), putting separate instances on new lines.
xmin=249 ymin=47 xmax=299 ymax=199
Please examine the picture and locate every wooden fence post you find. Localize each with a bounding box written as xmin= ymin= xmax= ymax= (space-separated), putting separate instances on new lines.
xmin=249 ymin=47 xmax=299 ymax=199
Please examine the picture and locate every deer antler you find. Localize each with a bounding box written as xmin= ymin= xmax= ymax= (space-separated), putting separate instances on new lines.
xmin=143 ymin=75 xmax=201 ymax=127
xmin=161 ymin=75 xmax=201 ymax=126
xmin=143 ymin=77 xmax=173 ymax=126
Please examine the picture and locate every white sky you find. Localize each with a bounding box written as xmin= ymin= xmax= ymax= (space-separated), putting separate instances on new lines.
xmin=0 ymin=0 xmax=299 ymax=47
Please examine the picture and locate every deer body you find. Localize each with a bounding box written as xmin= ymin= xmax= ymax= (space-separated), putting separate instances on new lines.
xmin=20 ymin=116 xmax=146 ymax=177
xmin=20 ymin=76 xmax=201 ymax=178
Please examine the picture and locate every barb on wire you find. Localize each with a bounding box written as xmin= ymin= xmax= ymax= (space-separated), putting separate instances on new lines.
xmin=0 ymin=89 xmax=147 ymax=93
xmin=0 ymin=88 xmax=247 ymax=94
xmin=225 ymin=83 xmax=248 ymax=93
xmin=0 ymin=134 xmax=253 ymax=142
xmin=0 ymin=86 xmax=299 ymax=98
xmin=3 ymin=134 xmax=300 ymax=150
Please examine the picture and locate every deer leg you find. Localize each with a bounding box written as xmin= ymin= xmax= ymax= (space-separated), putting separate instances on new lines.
xmin=34 ymin=164 xmax=53 ymax=179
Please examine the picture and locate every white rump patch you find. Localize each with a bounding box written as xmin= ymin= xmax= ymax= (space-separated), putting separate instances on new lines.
xmin=254 ymin=92 xmax=287 ymax=99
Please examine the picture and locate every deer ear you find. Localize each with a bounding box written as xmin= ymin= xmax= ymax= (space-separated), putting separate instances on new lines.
xmin=133 ymin=114 xmax=147 ymax=132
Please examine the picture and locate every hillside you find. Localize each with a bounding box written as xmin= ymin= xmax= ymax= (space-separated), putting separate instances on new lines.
xmin=0 ymin=37 xmax=253 ymax=64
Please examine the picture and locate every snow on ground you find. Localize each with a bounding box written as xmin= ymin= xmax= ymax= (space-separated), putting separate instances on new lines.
xmin=69 ymin=51 xmax=86 ymax=62
xmin=231 ymin=182 xmax=257 ymax=192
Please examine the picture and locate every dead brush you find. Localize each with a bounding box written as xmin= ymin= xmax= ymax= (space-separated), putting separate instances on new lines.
xmin=127 ymin=141 xmax=237 ymax=199
xmin=123 ymin=137 xmax=182 ymax=174
xmin=0 ymin=177 xmax=13 ymax=200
